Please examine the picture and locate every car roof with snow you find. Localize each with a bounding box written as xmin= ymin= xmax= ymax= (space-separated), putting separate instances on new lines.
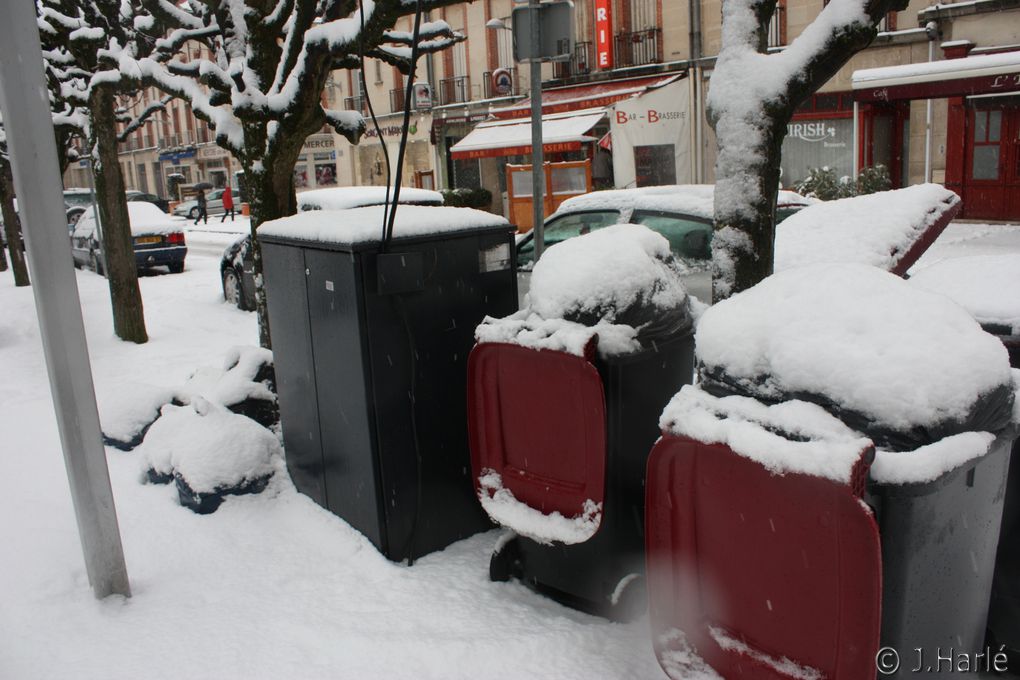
xmin=76 ymin=202 xmax=185 ymax=235
xmin=553 ymin=185 xmax=815 ymax=221
xmin=296 ymin=186 xmax=443 ymax=212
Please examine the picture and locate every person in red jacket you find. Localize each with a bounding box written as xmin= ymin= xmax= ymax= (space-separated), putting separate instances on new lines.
xmin=220 ymin=185 xmax=235 ymax=222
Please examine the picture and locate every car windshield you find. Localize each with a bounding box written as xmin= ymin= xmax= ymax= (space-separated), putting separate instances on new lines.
xmin=518 ymin=210 xmax=619 ymax=267
xmin=630 ymin=210 xmax=713 ymax=261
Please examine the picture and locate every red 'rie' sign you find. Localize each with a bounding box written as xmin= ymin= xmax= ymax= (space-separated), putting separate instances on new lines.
xmin=594 ymin=0 xmax=613 ymax=69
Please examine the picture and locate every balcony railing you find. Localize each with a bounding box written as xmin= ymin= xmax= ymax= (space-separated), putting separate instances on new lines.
xmin=767 ymin=5 xmax=785 ymax=47
xmin=157 ymin=133 xmax=197 ymax=149
xmin=343 ymin=95 xmax=366 ymax=112
xmin=552 ymin=42 xmax=593 ymax=79
xmin=482 ymin=68 xmax=519 ymax=98
xmin=439 ymin=75 xmax=470 ymax=105
xmin=614 ymin=28 xmax=661 ymax=68
xmin=390 ymin=87 xmax=407 ymax=113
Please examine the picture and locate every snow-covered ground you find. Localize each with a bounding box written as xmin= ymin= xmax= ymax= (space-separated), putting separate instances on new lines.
xmin=0 ymin=234 xmax=663 ymax=680
xmin=1 ymin=220 xmax=1017 ymax=680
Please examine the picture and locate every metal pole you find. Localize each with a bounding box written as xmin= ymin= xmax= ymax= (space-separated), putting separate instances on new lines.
xmin=0 ymin=0 xmax=130 ymax=599
xmin=529 ymin=1 xmax=546 ymax=261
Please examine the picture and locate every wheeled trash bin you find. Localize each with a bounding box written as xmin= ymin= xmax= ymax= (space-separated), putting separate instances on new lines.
xmin=646 ymin=263 xmax=1017 ymax=678
xmin=468 ymin=224 xmax=696 ymax=619
xmin=259 ymin=205 xmax=517 ymax=562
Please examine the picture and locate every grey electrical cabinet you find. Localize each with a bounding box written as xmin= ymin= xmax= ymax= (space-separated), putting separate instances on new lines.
xmin=260 ymin=207 xmax=517 ymax=561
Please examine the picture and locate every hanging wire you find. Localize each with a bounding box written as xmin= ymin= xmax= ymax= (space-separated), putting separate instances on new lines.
xmin=357 ymin=0 xmax=394 ymax=242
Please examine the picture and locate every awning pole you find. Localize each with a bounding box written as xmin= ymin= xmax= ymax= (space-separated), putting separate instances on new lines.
xmin=0 ymin=0 xmax=130 ymax=599
xmin=529 ymin=0 xmax=545 ymax=261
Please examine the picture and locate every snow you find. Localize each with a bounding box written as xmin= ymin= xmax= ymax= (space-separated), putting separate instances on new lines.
xmin=477 ymin=470 xmax=602 ymax=545
xmin=0 ymin=233 xmax=664 ymax=680
xmin=475 ymin=310 xmax=640 ymax=358
xmin=774 ymin=184 xmax=960 ymax=272
xmin=137 ymin=398 xmax=282 ymax=494
xmin=179 ymin=346 xmax=275 ymax=407
xmin=871 ymin=431 xmax=997 ymax=485
xmin=529 ymin=223 xmax=688 ymax=324
xmin=657 ymin=630 xmax=723 ymax=680
xmin=97 ymin=382 xmax=179 ymax=449
xmin=296 ymin=186 xmax=443 ymax=212
xmin=258 ymin=205 xmax=509 ymax=245
xmin=450 ymin=112 xmax=604 ymax=156
xmin=659 ymin=385 xmax=872 ymax=484
xmin=77 ymin=202 xmax=188 ymax=236
xmin=909 ymin=254 xmax=1020 ymax=334
xmin=695 ymin=263 xmax=1013 ymax=435
xmin=851 ymin=50 xmax=1020 ymax=88
xmin=709 ymin=626 xmax=822 ymax=680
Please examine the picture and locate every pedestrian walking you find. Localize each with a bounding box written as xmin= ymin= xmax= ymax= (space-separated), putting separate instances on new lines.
xmin=194 ymin=189 xmax=208 ymax=225
xmin=220 ymin=185 xmax=235 ymax=222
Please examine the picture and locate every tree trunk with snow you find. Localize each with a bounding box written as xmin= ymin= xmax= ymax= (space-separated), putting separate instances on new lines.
xmin=90 ymin=86 xmax=148 ymax=344
xmin=0 ymin=157 xmax=28 ymax=286
xmin=707 ymin=0 xmax=908 ymax=301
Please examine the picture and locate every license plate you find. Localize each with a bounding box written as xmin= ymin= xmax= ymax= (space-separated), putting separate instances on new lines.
xmin=135 ymin=236 xmax=161 ymax=245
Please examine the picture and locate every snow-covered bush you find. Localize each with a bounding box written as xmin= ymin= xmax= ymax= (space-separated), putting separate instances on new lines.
xmin=794 ymin=165 xmax=891 ymax=200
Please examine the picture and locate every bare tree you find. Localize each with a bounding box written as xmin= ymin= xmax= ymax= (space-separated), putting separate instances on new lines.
xmin=38 ymin=0 xmax=169 ymax=344
xmin=130 ymin=0 xmax=465 ymax=348
xmin=708 ymin=0 xmax=908 ymax=300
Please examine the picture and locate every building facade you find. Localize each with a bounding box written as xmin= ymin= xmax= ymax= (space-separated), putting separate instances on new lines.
xmin=71 ymin=0 xmax=1020 ymax=221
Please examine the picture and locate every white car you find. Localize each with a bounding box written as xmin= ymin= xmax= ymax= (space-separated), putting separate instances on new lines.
xmin=174 ymin=188 xmax=227 ymax=219
xmin=516 ymin=185 xmax=816 ymax=303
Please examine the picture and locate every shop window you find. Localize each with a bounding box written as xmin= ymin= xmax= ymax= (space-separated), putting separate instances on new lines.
xmin=634 ymin=145 xmax=676 ymax=186
xmin=971 ymin=109 xmax=1002 ymax=181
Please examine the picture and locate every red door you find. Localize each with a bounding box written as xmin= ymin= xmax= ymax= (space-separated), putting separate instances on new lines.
xmin=962 ymin=102 xmax=1020 ymax=221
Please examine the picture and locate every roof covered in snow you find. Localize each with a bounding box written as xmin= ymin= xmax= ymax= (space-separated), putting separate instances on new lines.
xmin=554 ymin=185 xmax=814 ymax=221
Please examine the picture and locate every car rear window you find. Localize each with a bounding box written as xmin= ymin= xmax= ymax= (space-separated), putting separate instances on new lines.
xmin=631 ymin=210 xmax=713 ymax=261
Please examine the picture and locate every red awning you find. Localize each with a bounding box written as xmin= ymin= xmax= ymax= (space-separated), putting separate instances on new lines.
xmin=489 ymin=73 xmax=684 ymax=119
xmin=852 ymin=51 xmax=1020 ymax=103
xmin=449 ymin=110 xmax=604 ymax=160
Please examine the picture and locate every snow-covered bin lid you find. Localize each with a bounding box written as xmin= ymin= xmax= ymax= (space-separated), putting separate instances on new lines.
xmin=909 ymin=254 xmax=1020 ymax=336
xmin=258 ymin=205 xmax=510 ymax=249
xmin=774 ymin=184 xmax=960 ymax=275
xmin=696 ymin=263 xmax=1015 ymax=451
xmin=527 ymin=223 xmax=692 ymax=347
xmin=660 ymin=385 xmax=873 ymax=485
xmin=475 ymin=310 xmax=640 ymax=358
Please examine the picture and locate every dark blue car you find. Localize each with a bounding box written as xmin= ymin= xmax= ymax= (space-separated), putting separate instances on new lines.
xmin=71 ymin=202 xmax=187 ymax=274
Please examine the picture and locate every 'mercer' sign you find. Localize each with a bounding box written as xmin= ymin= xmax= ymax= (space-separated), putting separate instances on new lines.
xmin=595 ymin=0 xmax=612 ymax=69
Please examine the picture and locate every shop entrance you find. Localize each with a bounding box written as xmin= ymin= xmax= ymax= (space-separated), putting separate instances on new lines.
xmin=506 ymin=159 xmax=592 ymax=232
xmin=962 ymin=100 xmax=1020 ymax=221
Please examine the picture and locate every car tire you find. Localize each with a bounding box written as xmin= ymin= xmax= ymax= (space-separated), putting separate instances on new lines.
xmin=168 ymin=261 xmax=185 ymax=274
xmin=222 ymin=267 xmax=245 ymax=309
xmin=189 ymin=207 xmax=199 ymax=220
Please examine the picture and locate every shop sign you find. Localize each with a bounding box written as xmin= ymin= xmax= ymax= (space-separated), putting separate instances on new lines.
xmin=787 ymin=121 xmax=841 ymax=145
xmin=197 ymin=145 xmax=228 ymax=159
xmin=158 ymin=148 xmax=196 ymax=162
xmin=414 ymin=82 xmax=433 ymax=110
xmin=594 ymin=0 xmax=613 ymax=69
xmin=492 ymin=69 xmax=513 ymax=96
xmin=302 ymin=134 xmax=335 ymax=154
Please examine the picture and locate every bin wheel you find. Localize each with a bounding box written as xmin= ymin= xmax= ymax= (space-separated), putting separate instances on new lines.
xmin=608 ymin=574 xmax=647 ymax=623
xmin=489 ymin=534 xmax=521 ymax=583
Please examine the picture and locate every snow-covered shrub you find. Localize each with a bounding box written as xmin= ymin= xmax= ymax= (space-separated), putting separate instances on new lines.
xmin=795 ymin=165 xmax=891 ymax=201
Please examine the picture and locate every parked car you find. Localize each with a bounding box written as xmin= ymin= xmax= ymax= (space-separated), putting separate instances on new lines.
xmin=221 ymin=186 xmax=444 ymax=310
xmin=516 ymin=185 xmax=816 ymax=302
xmin=64 ymin=188 xmax=93 ymax=227
xmin=126 ymin=190 xmax=170 ymax=214
xmin=71 ymin=202 xmax=187 ymax=274
xmin=174 ymin=188 xmax=226 ymax=219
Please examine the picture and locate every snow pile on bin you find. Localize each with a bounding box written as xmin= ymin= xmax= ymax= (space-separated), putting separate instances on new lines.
xmin=910 ymin=253 xmax=1020 ymax=335
xmin=695 ymin=263 xmax=1014 ymax=454
xmin=476 ymin=223 xmax=692 ymax=359
xmin=774 ymin=184 xmax=960 ymax=275
xmin=137 ymin=398 xmax=283 ymax=514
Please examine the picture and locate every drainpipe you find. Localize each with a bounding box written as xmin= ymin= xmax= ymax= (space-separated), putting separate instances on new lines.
xmin=924 ymin=21 xmax=939 ymax=184
xmin=689 ymin=0 xmax=704 ymax=182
